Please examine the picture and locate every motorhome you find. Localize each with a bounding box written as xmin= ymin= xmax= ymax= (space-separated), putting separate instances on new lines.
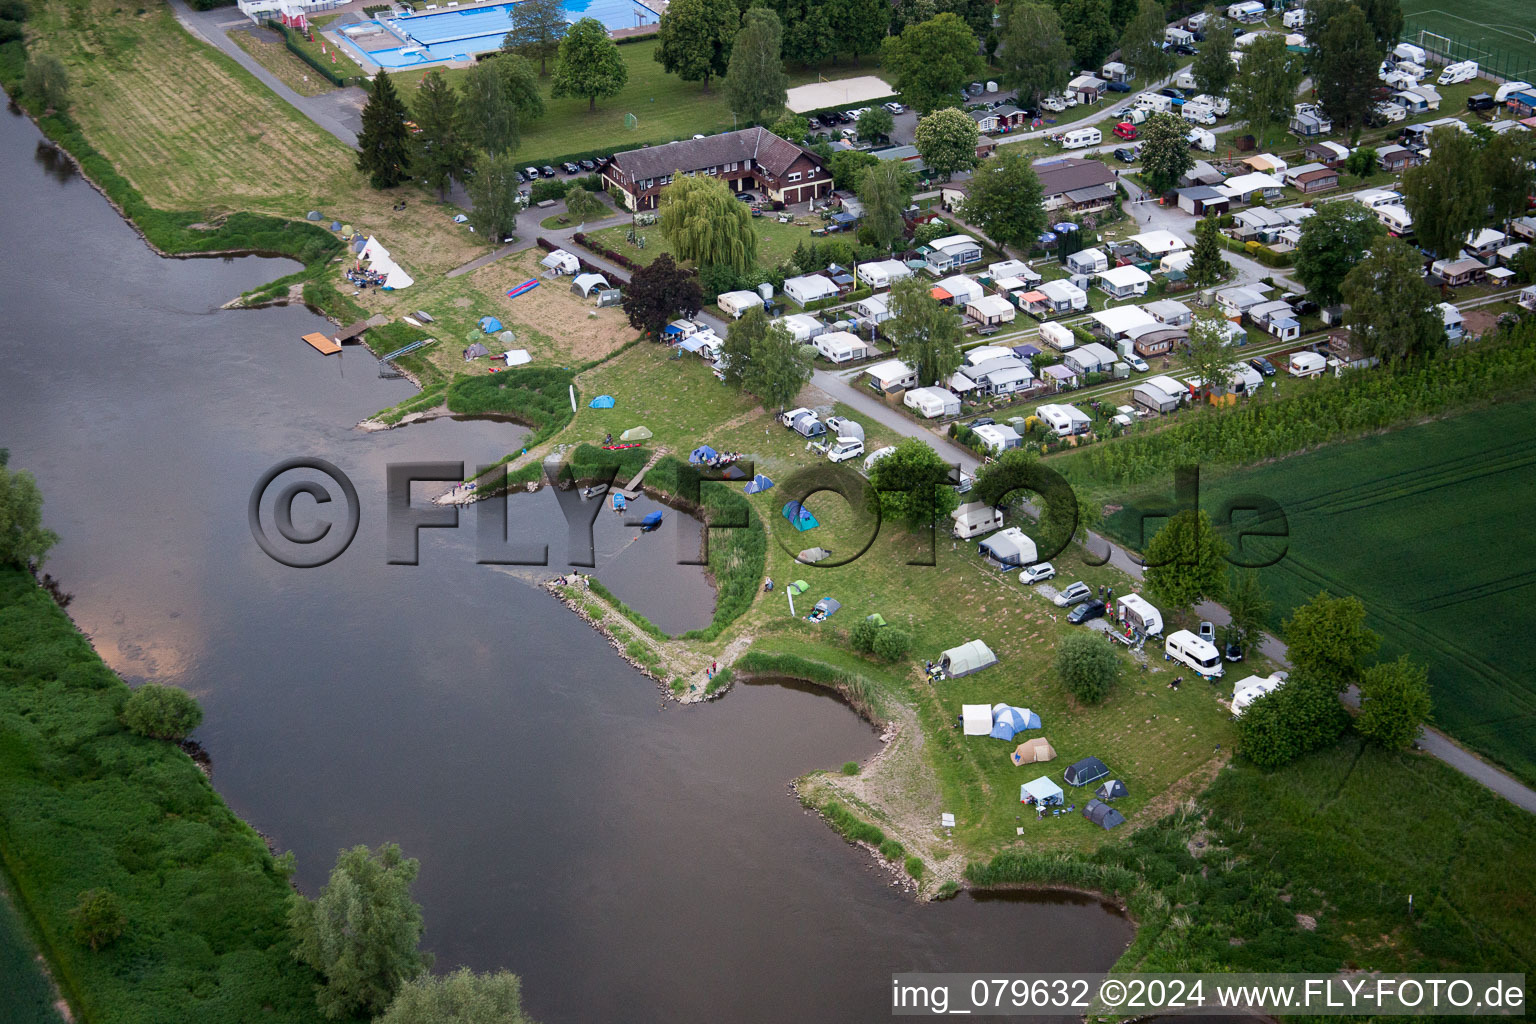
xmin=1165 ymin=630 xmax=1224 ymax=678
xmin=1438 ymin=60 xmax=1478 ymax=85
xmin=1191 ymin=93 xmax=1230 ymax=116
xmin=1182 ymin=102 xmax=1217 ymax=125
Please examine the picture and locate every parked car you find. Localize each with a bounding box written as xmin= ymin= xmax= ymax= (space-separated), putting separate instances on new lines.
xmin=1127 ymin=354 xmax=1149 ymax=372
xmin=1113 ymin=121 xmax=1139 ymax=140
xmin=1054 ymin=581 xmax=1092 ymax=607
xmin=807 ymin=117 xmax=822 ymax=129
xmin=1160 ymin=87 xmax=1185 ymax=99
xmin=1468 ymin=93 xmax=1495 ymax=111
xmin=779 ymin=406 xmax=815 ymax=428
xmin=825 ymin=415 xmax=861 ymax=437
xmin=1113 ymin=146 xmax=1138 ymax=163
xmin=968 ymin=417 xmax=995 ymax=427
xmin=826 ymin=438 xmax=865 ymax=463
xmin=1225 ymin=642 xmax=1245 ymax=662
xmin=1293 ymin=299 xmax=1320 ymax=316
xmin=524 ymin=166 xmax=541 ymax=178
xmin=1020 ymin=563 xmax=1057 ymax=585
xmin=514 ymin=170 xmax=527 ymax=184
xmin=1198 ymin=620 xmax=1216 ymax=643
xmin=1108 ymin=80 xmax=1132 ymax=92
xmin=1173 ymin=43 xmax=1196 ymax=55
xmin=562 ymin=162 xmax=580 ymax=175
xmin=580 ymin=159 xmax=597 ymax=172
xmin=1249 ymin=355 xmax=1276 ymax=376
xmin=540 ymin=165 xmax=556 ymax=178
xmin=1068 ymin=600 xmax=1108 ymax=624
xmin=884 ymin=101 xmax=905 ymax=114
xmin=736 ymin=191 xmax=756 ymax=202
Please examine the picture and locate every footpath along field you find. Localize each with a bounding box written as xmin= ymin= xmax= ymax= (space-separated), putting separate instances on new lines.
xmin=1107 ymin=398 xmax=1536 ymax=786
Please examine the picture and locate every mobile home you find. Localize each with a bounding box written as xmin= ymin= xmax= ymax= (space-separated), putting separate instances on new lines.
xmin=865 ymin=358 xmax=918 ymax=393
xmin=1288 ymin=351 xmax=1327 ymax=377
xmin=1165 ymin=630 xmax=1224 ymax=678
xmin=1117 ymin=593 xmax=1164 ymax=636
xmin=1038 ymin=321 xmax=1076 ymax=351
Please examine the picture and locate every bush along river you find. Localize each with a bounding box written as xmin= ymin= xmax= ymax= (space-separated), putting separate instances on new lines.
xmin=0 ymin=107 xmax=1133 ymax=1022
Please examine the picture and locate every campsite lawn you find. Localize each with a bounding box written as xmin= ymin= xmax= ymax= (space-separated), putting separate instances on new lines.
xmin=1101 ymin=397 xmax=1536 ymax=787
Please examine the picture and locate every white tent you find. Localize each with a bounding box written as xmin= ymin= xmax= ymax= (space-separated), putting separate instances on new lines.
xmin=540 ymin=249 xmax=580 ymax=275
xmin=359 ymin=237 xmax=414 ymax=289
xmin=962 ymin=704 xmax=994 ymax=735
xmin=570 ymin=272 xmax=609 ymax=296
xmin=1021 ymin=776 xmax=1064 ymax=806
xmin=503 ymin=349 xmax=531 ymax=366
xmin=941 ymin=640 xmax=998 ymax=678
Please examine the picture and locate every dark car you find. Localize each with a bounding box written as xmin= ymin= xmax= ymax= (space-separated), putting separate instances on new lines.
xmin=968 ymin=417 xmax=995 ymax=428
xmin=1067 ymin=600 xmax=1107 ymax=625
xmin=514 ymin=170 xmax=527 ymax=184
xmin=1173 ymin=43 xmax=1196 ymax=55
xmin=1108 ymin=80 xmax=1131 ymax=92
xmin=580 ymin=159 xmax=597 ymax=172
xmin=1468 ymin=93 xmax=1495 ymax=111
xmin=1191 ymin=29 xmax=1205 ymax=41
xmin=1160 ymin=87 xmax=1184 ymax=99
xmin=541 ymin=165 xmax=556 ymax=178
xmin=1225 ymin=642 xmax=1245 ymax=662
xmin=1293 ymin=299 xmax=1320 ymax=316
xmin=1113 ymin=146 xmax=1137 ymax=162
xmin=562 ymin=162 xmax=580 ymax=175
xmin=1249 ymin=356 xmax=1276 ymax=376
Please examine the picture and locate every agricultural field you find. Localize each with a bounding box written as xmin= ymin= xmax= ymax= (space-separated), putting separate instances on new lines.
xmin=1109 ymin=398 xmax=1536 ymax=786
xmin=1401 ymin=0 xmax=1536 ymax=81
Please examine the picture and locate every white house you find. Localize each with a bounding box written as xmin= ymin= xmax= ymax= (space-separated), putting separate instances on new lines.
xmin=1127 ymin=230 xmax=1188 ymax=259
xmin=1035 ymin=279 xmax=1088 ymax=313
xmin=1065 ymin=341 xmax=1118 ymax=375
xmin=1216 ymin=284 xmax=1270 ymax=318
xmin=865 ymin=358 xmax=918 ymax=393
xmin=905 ymin=386 xmax=960 ymax=418
xmin=966 ymin=295 xmax=1017 ymax=327
xmin=1066 ymin=247 xmax=1109 ymax=274
xmin=1036 ymin=403 xmax=1092 ymax=436
xmin=967 ymin=356 xmax=1034 ymax=396
xmin=774 ymin=313 xmax=826 ymax=342
xmin=814 ymin=330 xmax=868 ymax=364
xmin=717 ymin=290 xmax=766 ymax=318
xmin=1098 ymin=265 xmax=1153 ymax=299
xmin=784 ymin=274 xmax=839 ymax=306
xmin=856 ymin=259 xmax=912 ymax=289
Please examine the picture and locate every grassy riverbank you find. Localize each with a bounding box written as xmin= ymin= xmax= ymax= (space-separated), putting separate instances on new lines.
xmin=0 ymin=570 xmax=332 ymax=1024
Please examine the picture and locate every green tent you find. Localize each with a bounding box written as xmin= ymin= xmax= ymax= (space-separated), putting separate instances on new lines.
xmin=787 ymin=579 xmax=810 ymax=596
xmin=866 ymin=613 xmax=887 ymax=627
xmin=620 ymin=426 xmax=652 ymax=441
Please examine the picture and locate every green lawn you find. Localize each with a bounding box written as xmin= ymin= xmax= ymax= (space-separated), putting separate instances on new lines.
xmin=392 ymin=39 xmax=880 ymax=166
xmin=1401 ymin=0 xmax=1536 ymax=80
xmin=585 ymin=215 xmax=822 ymax=271
xmin=1105 ymin=397 xmax=1536 ymax=787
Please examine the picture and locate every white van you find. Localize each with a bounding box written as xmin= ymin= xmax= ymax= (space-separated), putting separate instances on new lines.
xmin=1438 ymin=60 xmax=1479 ymax=85
xmin=1039 ymin=321 xmax=1076 ymax=351
xmin=826 ymin=437 xmax=865 ymax=463
xmin=1165 ymin=630 xmax=1224 ymax=678
xmin=1061 ymin=127 xmax=1102 ymax=149
xmin=1182 ymin=102 xmax=1217 ymax=125
xmin=1191 ymin=93 xmax=1230 ymax=116
xmin=1288 ymin=351 xmax=1327 ymax=377
xmin=1187 ymin=127 xmax=1216 ymax=152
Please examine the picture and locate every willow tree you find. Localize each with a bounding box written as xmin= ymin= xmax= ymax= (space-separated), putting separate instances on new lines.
xmin=658 ymin=175 xmax=758 ymax=274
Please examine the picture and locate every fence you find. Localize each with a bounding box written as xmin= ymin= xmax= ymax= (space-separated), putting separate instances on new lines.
xmin=1401 ymin=17 xmax=1536 ymax=84
xmin=272 ymin=22 xmax=365 ymax=87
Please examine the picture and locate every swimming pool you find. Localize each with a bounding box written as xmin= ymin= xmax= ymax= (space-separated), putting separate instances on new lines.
xmin=361 ymin=0 xmax=659 ymax=68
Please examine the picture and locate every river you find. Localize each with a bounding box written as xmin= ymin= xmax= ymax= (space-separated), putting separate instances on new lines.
xmin=0 ymin=107 xmax=1132 ymax=1022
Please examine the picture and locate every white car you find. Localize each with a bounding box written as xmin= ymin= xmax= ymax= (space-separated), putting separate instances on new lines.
xmin=1127 ymin=355 xmax=1149 ymax=372
xmin=884 ymin=101 xmax=905 ymax=114
xmin=1020 ymin=563 xmax=1057 ymax=585
xmin=1053 ymin=581 xmax=1092 ymax=606
xmin=826 ymin=437 xmax=865 ymax=463
xmin=1041 ymin=96 xmax=1068 ymax=112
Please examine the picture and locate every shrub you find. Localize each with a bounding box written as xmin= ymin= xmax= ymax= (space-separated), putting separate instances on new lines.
xmin=530 ymin=178 xmax=570 ymax=203
xmin=849 ymin=618 xmax=880 ymax=653
xmin=841 ymin=761 xmax=859 ymax=775
xmin=120 ymin=682 xmax=204 ymax=740
xmin=905 ymin=855 xmax=924 ymax=878
xmin=70 ymin=889 xmax=125 ymax=951
xmin=871 ymin=625 xmax=912 ymax=661
xmin=878 ymin=838 xmax=904 ymax=860
xmin=936 ymin=880 xmax=960 ymax=899
xmin=1055 ymin=631 xmax=1119 ymax=704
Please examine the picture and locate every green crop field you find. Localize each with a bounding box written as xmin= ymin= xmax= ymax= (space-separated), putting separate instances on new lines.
xmin=1112 ymin=398 xmax=1536 ymax=785
xmin=1401 ymin=0 xmax=1536 ymax=80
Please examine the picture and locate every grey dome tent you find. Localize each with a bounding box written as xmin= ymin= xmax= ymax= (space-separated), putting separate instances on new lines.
xmin=939 ymin=640 xmax=997 ymax=678
xmin=798 ymin=547 xmax=830 ymax=563
xmin=811 ymin=597 xmax=841 ymax=618
xmin=1096 ymin=779 xmax=1128 ymax=801
xmin=463 ymin=342 xmax=490 ymax=360
xmin=1081 ymin=798 xmax=1126 ymax=830
xmin=1064 ymin=756 xmax=1110 ymax=787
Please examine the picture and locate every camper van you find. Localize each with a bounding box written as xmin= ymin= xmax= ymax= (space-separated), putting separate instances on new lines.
xmin=1117 ymin=594 xmax=1164 ymax=636
xmin=1039 ymin=321 xmax=1077 ymax=351
xmin=1165 ymin=630 xmax=1224 ymax=678
xmin=1496 ymin=81 xmax=1534 ymax=104
xmin=1438 ymin=60 xmax=1478 ymax=85
xmin=1133 ymin=92 xmax=1173 ymax=114
xmin=1182 ymin=102 xmax=1217 ymax=125
xmin=1060 ymin=127 xmax=1103 ymax=149
xmin=1288 ymin=351 xmax=1327 ymax=377
xmin=1191 ymin=93 xmax=1230 ymax=116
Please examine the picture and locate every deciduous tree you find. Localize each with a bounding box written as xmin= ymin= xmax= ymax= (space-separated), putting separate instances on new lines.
xmin=1343 ymin=145 xmax=1376 ymax=181
xmin=1059 ymin=0 xmax=1116 ymax=69
xmin=1341 ymin=236 xmax=1443 ymax=362
xmin=378 ymin=967 xmax=536 ymax=1024
xmin=461 ymin=54 xmax=543 ymax=155
xmin=737 ymin=318 xmax=813 ymax=409
xmin=1313 ymin=4 xmax=1379 ymax=139
xmin=1237 ymin=670 xmax=1350 ymax=767
xmin=884 ymin=275 xmax=964 ymax=386
xmin=622 ymin=254 xmax=703 ymax=337
xmin=1221 ymin=568 xmax=1271 ymax=655
xmin=960 ymin=149 xmax=1045 ymax=250
xmin=769 ymin=0 xmax=836 ymax=66
xmin=1282 ymin=591 xmax=1379 ymax=690
xmin=357 ymin=70 xmax=412 ymax=189
xmin=466 ymin=150 xmax=523 ymax=242
xmin=719 ymin=303 xmax=768 ymax=390
xmin=1142 ymin=508 xmax=1230 ymax=611
xmin=1293 ymin=198 xmax=1385 ymax=307
xmin=0 ymin=450 xmax=58 ymax=568
xmin=1119 ymin=0 xmax=1172 ymax=86
xmin=659 ymin=174 xmax=759 ymax=273
xmin=1139 ymin=111 xmax=1194 ymax=195
xmin=1229 ymin=33 xmax=1300 ymax=141
xmin=1191 ymin=14 xmax=1235 ymax=99
xmin=1401 ymin=126 xmax=1486 ymax=258
xmin=412 ymin=70 xmax=471 ymax=197
xmin=996 ymin=1 xmax=1071 ymax=109
xmin=857 ymin=160 xmax=915 ymax=249
xmin=1056 ymin=631 xmax=1121 ymax=704
xmin=865 ymin=437 xmax=960 ymax=531
xmin=551 ymin=17 xmax=628 ymax=111
xmin=289 ymin=844 xmax=431 ymax=1020
xmin=655 ymin=0 xmax=739 ymax=91
xmin=830 ymin=149 xmax=881 ymax=190
xmin=1187 ymin=215 xmax=1227 ymax=287
xmin=913 ymin=106 xmax=980 ymax=179
xmin=828 ymin=0 xmax=888 ymax=60
xmin=880 ymin=13 xmax=983 ymax=114
xmin=563 ymin=185 xmax=605 ymax=221
xmin=724 ymin=7 xmax=788 ymax=125
xmin=23 ymin=53 xmax=68 ymax=114
xmin=70 ymin=890 xmax=125 ymax=952
xmin=1182 ymin=310 xmax=1235 ymax=398
xmin=502 ymin=0 xmax=566 ymax=75
xmin=857 ymin=105 xmax=895 ymax=143
xmin=120 ymin=683 xmax=204 ymax=741
xmin=1356 ymin=655 xmax=1433 ymax=751
xmin=1481 ymin=130 xmax=1535 ymax=226
xmin=1354 ymin=0 xmax=1403 ymax=53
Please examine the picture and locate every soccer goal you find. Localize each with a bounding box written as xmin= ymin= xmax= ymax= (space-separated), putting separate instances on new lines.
xmin=624 ymin=113 xmax=638 ymax=130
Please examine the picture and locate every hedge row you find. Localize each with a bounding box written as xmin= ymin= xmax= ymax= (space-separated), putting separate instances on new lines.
xmin=276 ymin=23 xmax=361 ymax=87
xmin=572 ymin=231 xmax=643 ymax=272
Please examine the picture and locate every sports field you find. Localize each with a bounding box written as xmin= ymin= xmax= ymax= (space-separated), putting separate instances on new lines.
xmin=1174 ymin=398 xmax=1536 ymax=786
xmin=1401 ymin=0 xmax=1536 ymax=81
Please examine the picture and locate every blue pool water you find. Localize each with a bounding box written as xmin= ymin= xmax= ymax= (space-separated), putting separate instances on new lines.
xmin=363 ymin=0 xmax=658 ymax=67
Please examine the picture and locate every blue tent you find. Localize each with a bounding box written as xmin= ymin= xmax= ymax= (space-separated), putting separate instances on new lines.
xmin=589 ymin=395 xmax=615 ymax=409
xmin=353 ymin=238 xmax=368 ymax=253
xmin=479 ymin=316 xmax=503 ymax=333
xmin=329 ymin=221 xmax=342 ymax=231
xmin=989 ymin=705 xmax=1041 ymax=741
xmin=641 ymin=511 xmax=664 ymax=531
xmin=689 ymin=445 xmax=719 ymax=464
xmin=782 ymin=501 xmax=819 ymax=531
xmin=744 ymin=474 xmax=774 ymax=494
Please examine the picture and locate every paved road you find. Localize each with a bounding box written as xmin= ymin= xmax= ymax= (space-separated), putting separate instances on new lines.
xmin=168 ymin=0 xmax=366 ymax=147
